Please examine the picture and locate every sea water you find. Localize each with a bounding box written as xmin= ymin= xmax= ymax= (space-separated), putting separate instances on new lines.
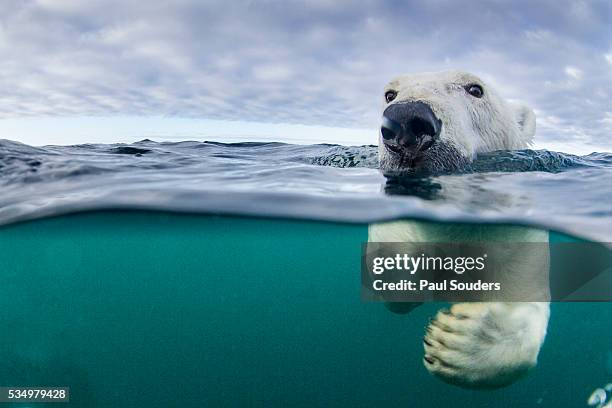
xmin=0 ymin=139 xmax=610 ymax=407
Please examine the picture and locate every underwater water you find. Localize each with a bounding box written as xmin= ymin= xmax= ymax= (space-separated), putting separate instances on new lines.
xmin=0 ymin=139 xmax=610 ymax=407
xmin=0 ymin=212 xmax=609 ymax=408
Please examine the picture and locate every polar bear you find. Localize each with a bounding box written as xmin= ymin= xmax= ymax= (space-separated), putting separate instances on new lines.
xmin=371 ymin=70 xmax=550 ymax=388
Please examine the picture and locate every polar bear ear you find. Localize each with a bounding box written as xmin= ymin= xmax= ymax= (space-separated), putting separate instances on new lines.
xmin=513 ymin=103 xmax=536 ymax=144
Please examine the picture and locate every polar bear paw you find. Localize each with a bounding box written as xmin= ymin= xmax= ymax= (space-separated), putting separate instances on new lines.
xmin=423 ymin=302 xmax=549 ymax=389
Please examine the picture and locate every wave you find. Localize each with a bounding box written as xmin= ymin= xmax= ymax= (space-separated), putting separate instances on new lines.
xmin=1 ymin=139 xmax=611 ymax=242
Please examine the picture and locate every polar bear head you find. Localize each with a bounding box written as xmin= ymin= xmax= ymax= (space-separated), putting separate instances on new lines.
xmin=379 ymin=70 xmax=536 ymax=172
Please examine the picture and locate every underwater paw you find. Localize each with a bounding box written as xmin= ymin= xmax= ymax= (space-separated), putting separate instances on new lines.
xmin=423 ymin=303 xmax=546 ymax=389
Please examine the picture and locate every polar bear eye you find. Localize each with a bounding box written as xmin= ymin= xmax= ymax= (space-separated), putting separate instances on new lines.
xmin=466 ymin=84 xmax=484 ymax=98
xmin=385 ymin=90 xmax=397 ymax=103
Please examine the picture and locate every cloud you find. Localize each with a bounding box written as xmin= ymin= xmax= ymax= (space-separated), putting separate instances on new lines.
xmin=0 ymin=0 xmax=610 ymax=149
xmin=564 ymin=66 xmax=583 ymax=80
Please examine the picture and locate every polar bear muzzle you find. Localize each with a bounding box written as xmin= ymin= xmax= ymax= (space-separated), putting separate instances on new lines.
xmin=378 ymin=70 xmax=536 ymax=173
xmin=381 ymin=101 xmax=442 ymax=157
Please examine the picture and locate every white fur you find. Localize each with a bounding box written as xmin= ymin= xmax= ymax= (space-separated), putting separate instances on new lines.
xmin=369 ymin=221 xmax=550 ymax=388
xmin=379 ymin=71 xmax=536 ymax=170
xmin=373 ymin=71 xmax=549 ymax=389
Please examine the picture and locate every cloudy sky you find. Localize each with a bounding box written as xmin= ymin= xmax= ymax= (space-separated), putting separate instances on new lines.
xmin=0 ymin=0 xmax=610 ymax=152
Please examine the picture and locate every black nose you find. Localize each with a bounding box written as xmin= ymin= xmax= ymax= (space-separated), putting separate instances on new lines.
xmin=381 ymin=101 xmax=442 ymax=153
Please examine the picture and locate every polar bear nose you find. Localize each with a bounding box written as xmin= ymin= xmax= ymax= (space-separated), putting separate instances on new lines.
xmin=381 ymin=101 xmax=442 ymax=152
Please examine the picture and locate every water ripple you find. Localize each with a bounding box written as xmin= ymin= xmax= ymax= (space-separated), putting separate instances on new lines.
xmin=0 ymin=139 xmax=610 ymax=242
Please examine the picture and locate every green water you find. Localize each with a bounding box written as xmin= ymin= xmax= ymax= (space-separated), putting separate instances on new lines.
xmin=0 ymin=211 xmax=609 ymax=407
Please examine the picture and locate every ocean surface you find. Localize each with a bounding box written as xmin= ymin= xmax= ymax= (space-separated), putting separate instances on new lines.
xmin=0 ymin=138 xmax=611 ymax=407
xmin=1 ymin=138 xmax=611 ymax=242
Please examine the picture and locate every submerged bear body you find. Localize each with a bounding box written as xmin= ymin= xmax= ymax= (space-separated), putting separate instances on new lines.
xmin=371 ymin=71 xmax=550 ymax=389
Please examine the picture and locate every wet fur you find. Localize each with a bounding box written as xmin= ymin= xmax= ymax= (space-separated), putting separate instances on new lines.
xmin=373 ymin=70 xmax=549 ymax=389
xmin=379 ymin=70 xmax=535 ymax=173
